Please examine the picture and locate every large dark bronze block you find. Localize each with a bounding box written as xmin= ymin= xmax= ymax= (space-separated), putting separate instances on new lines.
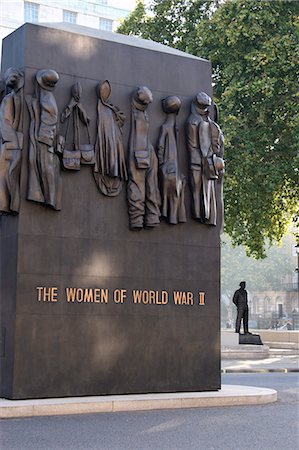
xmin=0 ymin=23 xmax=221 ymax=399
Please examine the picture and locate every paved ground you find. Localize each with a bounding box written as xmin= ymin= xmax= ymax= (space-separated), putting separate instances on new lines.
xmin=222 ymin=353 xmax=299 ymax=372
xmin=1 ymin=373 xmax=298 ymax=450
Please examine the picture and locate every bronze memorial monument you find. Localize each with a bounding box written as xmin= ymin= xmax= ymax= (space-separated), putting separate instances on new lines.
xmin=0 ymin=23 xmax=224 ymax=399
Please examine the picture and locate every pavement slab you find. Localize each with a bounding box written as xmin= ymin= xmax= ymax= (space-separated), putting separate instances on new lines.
xmin=0 ymin=385 xmax=277 ymax=418
xmin=221 ymin=354 xmax=299 ymax=373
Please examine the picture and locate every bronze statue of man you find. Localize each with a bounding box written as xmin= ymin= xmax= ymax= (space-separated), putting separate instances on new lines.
xmin=233 ymin=281 xmax=251 ymax=334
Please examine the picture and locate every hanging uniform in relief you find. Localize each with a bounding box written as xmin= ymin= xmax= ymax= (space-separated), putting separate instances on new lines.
xmin=93 ymin=80 xmax=127 ymax=196
xmin=61 ymin=81 xmax=94 ymax=171
xmin=127 ymin=86 xmax=160 ymax=230
xmin=157 ymin=95 xmax=186 ymax=225
xmin=186 ymin=92 xmax=224 ymax=226
xmin=0 ymin=68 xmax=24 ymax=214
xmin=26 ymin=69 xmax=62 ymax=210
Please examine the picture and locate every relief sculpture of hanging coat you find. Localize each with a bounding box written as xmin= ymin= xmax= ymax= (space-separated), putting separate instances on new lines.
xmin=186 ymin=92 xmax=224 ymax=226
xmin=157 ymin=96 xmax=186 ymax=225
xmin=127 ymin=86 xmax=160 ymax=230
xmin=60 ymin=81 xmax=94 ymax=171
xmin=26 ymin=69 xmax=62 ymax=210
xmin=0 ymin=68 xmax=24 ymax=214
xmin=93 ymin=80 xmax=127 ymax=196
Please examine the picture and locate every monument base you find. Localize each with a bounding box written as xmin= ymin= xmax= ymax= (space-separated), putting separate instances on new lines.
xmin=0 ymin=385 xmax=277 ymax=418
xmin=239 ymin=334 xmax=263 ymax=345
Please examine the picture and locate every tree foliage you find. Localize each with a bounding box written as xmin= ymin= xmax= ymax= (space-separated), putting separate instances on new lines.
xmin=117 ymin=1 xmax=216 ymax=52
xmin=118 ymin=1 xmax=299 ymax=258
xmin=197 ymin=0 xmax=299 ymax=258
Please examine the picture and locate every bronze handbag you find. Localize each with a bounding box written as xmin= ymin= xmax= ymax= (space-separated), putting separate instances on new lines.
xmin=63 ymin=149 xmax=81 ymax=171
xmin=80 ymin=127 xmax=95 ymax=165
xmin=134 ymin=149 xmax=150 ymax=169
xmin=61 ymin=110 xmax=81 ymax=171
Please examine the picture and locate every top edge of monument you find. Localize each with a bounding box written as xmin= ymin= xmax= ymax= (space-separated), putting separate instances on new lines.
xmin=25 ymin=22 xmax=208 ymax=62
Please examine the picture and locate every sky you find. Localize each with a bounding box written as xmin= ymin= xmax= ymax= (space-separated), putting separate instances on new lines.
xmin=0 ymin=0 xmax=137 ymax=10
xmin=108 ymin=0 xmax=136 ymax=10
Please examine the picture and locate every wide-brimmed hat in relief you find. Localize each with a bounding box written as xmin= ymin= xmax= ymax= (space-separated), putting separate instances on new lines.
xmin=196 ymin=91 xmax=212 ymax=107
xmin=36 ymin=69 xmax=59 ymax=91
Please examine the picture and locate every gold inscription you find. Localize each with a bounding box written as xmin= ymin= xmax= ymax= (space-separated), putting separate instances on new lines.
xmin=173 ymin=291 xmax=194 ymax=305
xmin=198 ymin=292 xmax=205 ymax=305
xmin=113 ymin=289 xmax=127 ymax=303
xmin=132 ymin=290 xmax=169 ymax=305
xmin=36 ymin=286 xmax=206 ymax=307
xmin=36 ymin=286 xmax=58 ymax=302
xmin=65 ymin=287 xmax=109 ymax=303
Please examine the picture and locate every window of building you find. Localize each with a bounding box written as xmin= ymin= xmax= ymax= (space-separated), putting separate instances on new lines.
xmin=99 ymin=18 xmax=113 ymax=32
xmin=292 ymin=272 xmax=297 ymax=289
xmin=252 ymin=296 xmax=258 ymax=314
xmin=63 ymin=10 xmax=77 ymax=24
xmin=264 ymin=296 xmax=271 ymax=313
xmin=24 ymin=2 xmax=39 ymax=23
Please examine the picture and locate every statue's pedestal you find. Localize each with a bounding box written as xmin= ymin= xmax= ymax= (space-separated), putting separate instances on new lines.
xmin=221 ymin=330 xmax=268 ymax=359
xmin=239 ymin=334 xmax=263 ymax=345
